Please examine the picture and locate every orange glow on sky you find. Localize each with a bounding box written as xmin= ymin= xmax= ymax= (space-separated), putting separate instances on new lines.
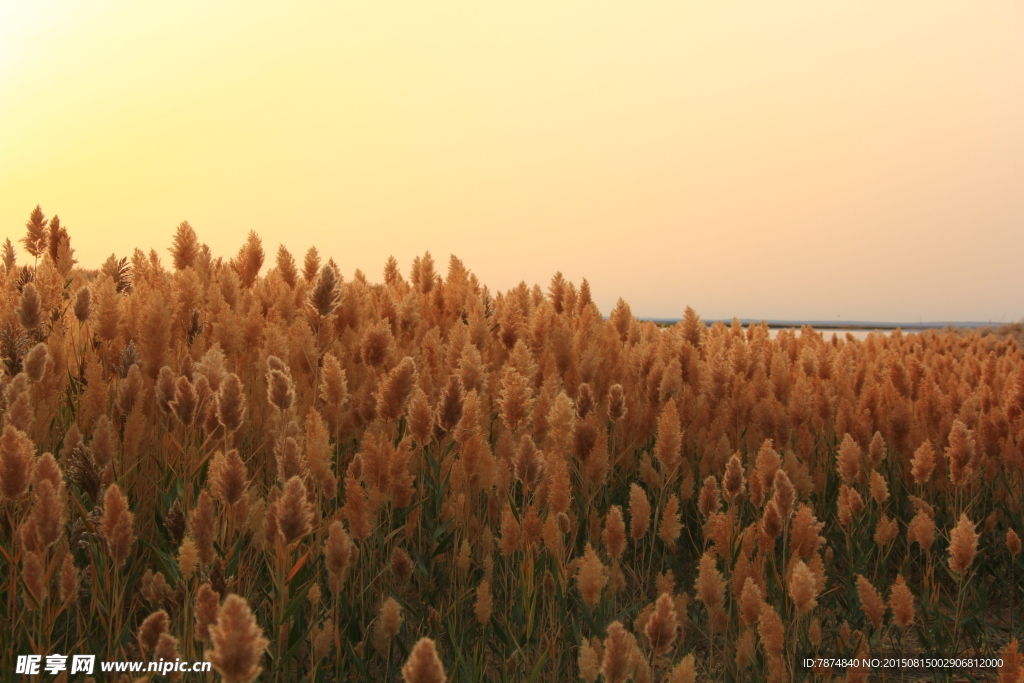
xmin=2 ymin=2 xmax=1023 ymax=322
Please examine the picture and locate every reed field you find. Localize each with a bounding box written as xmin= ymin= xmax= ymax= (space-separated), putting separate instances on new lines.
xmin=3 ymin=210 xmax=1024 ymax=682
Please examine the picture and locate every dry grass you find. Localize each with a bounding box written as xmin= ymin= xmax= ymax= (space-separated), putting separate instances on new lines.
xmin=1 ymin=211 xmax=1023 ymax=682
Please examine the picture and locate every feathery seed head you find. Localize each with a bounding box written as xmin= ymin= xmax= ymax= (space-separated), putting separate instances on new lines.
xmin=645 ymin=592 xmax=678 ymax=656
xmin=789 ymin=560 xmax=819 ymax=614
xmin=602 ymin=505 xmax=626 ymax=561
xmin=189 ymin=490 xmax=216 ymax=565
xmin=910 ymin=441 xmax=935 ymax=485
xmin=856 ymin=575 xmax=886 ymax=630
xmin=837 ymin=433 xmax=862 ymax=485
xmin=18 ymin=282 xmax=41 ymax=331
xmin=658 ymin=494 xmax=682 ymax=548
xmin=576 ymin=543 xmax=608 ymax=608
xmin=401 ymin=638 xmax=447 ymax=683
xmin=73 ymin=285 xmax=92 ymax=323
xmin=949 ymin=513 xmax=978 ymax=577
xmin=600 ymin=621 xmax=633 ymax=683
xmin=1008 ymin=528 xmax=1022 ymax=557
xmin=138 ymin=610 xmax=169 ymax=654
xmin=205 ymin=594 xmax=269 ymax=683
xmin=275 ymin=476 xmax=312 ymax=545
xmin=23 ymin=342 xmax=49 ymax=382
xmin=698 ymin=475 xmax=721 ymax=518
xmin=100 ymin=484 xmax=135 ymax=568
xmin=758 ymin=602 xmax=784 ymax=656
xmin=722 ymin=453 xmax=746 ymax=505
xmin=888 ymin=575 xmax=915 ymax=629
xmin=0 ymin=425 xmax=35 ymax=500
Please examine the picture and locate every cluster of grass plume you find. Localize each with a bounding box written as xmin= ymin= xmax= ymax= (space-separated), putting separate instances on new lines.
xmin=1 ymin=206 xmax=1024 ymax=681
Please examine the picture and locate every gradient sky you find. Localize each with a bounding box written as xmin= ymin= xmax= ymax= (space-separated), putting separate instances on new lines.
xmin=2 ymin=2 xmax=1022 ymax=322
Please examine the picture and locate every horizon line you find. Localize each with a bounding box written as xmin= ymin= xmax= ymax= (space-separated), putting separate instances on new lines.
xmin=638 ymin=318 xmax=1014 ymax=330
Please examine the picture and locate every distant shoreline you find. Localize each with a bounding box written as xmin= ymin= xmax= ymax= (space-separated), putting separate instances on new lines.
xmin=641 ymin=318 xmax=1000 ymax=331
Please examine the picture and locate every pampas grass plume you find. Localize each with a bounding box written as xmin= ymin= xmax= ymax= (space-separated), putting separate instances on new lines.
xmin=789 ymin=560 xmax=818 ymax=614
xmin=178 ymin=536 xmax=199 ymax=580
xmin=695 ymin=551 xmax=725 ymax=617
xmin=659 ymin=494 xmax=682 ymax=547
xmin=30 ymin=477 xmax=65 ymax=549
xmin=275 ymin=436 xmax=304 ymax=483
xmin=195 ymin=582 xmax=221 ymax=642
xmin=868 ymin=431 xmax=885 ymax=468
xmin=319 ymin=353 xmax=348 ymax=407
xmin=999 ymin=639 xmax=1021 ymax=683
xmin=761 ymin=499 xmax=782 ymax=540
xmin=341 ymin=475 xmax=372 ymax=542
xmin=18 ymin=282 xmax=41 ymax=330
xmin=601 ymin=621 xmax=633 ymax=683
xmin=771 ymin=469 xmax=794 ymax=520
xmin=309 ymin=264 xmax=340 ymax=317
xmin=548 ymin=459 xmax=571 ymax=515
xmin=735 ymin=629 xmax=756 ymax=669
xmin=373 ymin=596 xmax=403 ymax=654
xmin=888 ymin=574 xmax=914 ymax=629
xmin=790 ymin=503 xmax=824 ymax=560
xmin=435 ymin=375 xmax=464 ymax=436
xmin=171 ymin=376 xmax=197 ymax=426
xmin=723 ymin=452 xmax=746 ymax=505
xmin=377 ymin=357 xmax=418 ymax=422
xmin=138 ymin=609 xmax=169 ymax=654
xmin=155 ymin=633 xmax=182 ymax=680
xmin=856 ymin=575 xmax=886 ymax=630
xmin=874 ymin=514 xmax=899 ymax=546
xmin=266 ymin=367 xmax=294 ymax=412
xmin=210 ymin=449 xmax=248 ymax=507
xmin=837 ymin=433 xmax=862 ymax=485
xmin=0 ymin=425 xmax=35 ymax=500
xmin=408 ymin=387 xmax=434 ymax=445
xmin=946 ymin=419 xmax=975 ymax=487
xmin=645 ymin=592 xmax=678 ymax=656
xmin=755 ymin=439 xmax=781 ymax=501
xmin=73 ymin=285 xmax=91 ymax=323
xmin=655 ymin=399 xmax=682 ymax=477
xmin=602 ymin=505 xmax=626 ymax=561
xmin=474 ymin=577 xmax=493 ymax=625
xmin=910 ymin=440 xmax=935 ymax=485
xmin=579 ymin=639 xmax=600 ymax=683
xmin=275 ymin=476 xmax=312 ymax=544
xmin=205 ymin=594 xmax=269 ymax=683
xmin=59 ymin=554 xmax=78 ymax=605
xmin=869 ymin=470 xmax=889 ymax=504
xmin=515 ymin=434 xmax=545 ymax=491
xmin=740 ymin=577 xmax=762 ymax=627
xmin=949 ymin=513 xmax=978 ymax=577
xmin=837 ymin=484 xmax=863 ymax=527
xmin=906 ymin=511 xmax=935 ymax=552
xmin=189 ymin=490 xmax=216 ymax=565
xmin=499 ymin=501 xmax=521 ymax=556
xmin=100 ymin=484 xmax=135 ymax=568
xmin=667 ymin=653 xmax=696 ymax=683
xmin=23 ymin=342 xmax=49 ymax=382
xmin=576 ymin=543 xmax=607 ymax=608
xmin=607 ymin=383 xmax=626 ymax=422
xmin=402 ymin=638 xmax=447 ymax=683
xmin=391 ymin=546 xmax=413 ymax=585
xmin=1008 ymin=528 xmax=1022 ymax=558
xmin=698 ymin=475 xmax=720 ymax=518
xmin=498 ymin=368 xmax=532 ymax=433
xmin=758 ymin=601 xmax=784 ymax=657
xmin=217 ymin=373 xmax=246 ymax=434
xmin=22 ymin=551 xmax=46 ymax=604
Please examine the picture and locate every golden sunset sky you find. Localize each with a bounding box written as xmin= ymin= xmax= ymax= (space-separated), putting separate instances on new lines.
xmin=1 ymin=2 xmax=1022 ymax=322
